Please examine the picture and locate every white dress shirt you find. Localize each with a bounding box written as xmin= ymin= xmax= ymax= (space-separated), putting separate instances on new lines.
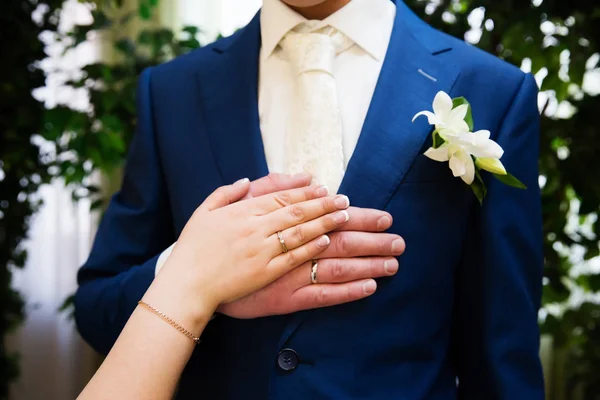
xmin=156 ymin=0 xmax=396 ymax=274
xmin=259 ymin=0 xmax=395 ymax=172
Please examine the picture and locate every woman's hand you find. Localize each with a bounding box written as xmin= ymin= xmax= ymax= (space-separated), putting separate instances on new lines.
xmin=147 ymin=178 xmax=357 ymax=330
xmin=79 ymin=179 xmax=368 ymax=400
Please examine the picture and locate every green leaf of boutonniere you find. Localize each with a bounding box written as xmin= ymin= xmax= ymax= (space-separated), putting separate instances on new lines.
xmin=471 ymin=168 xmax=487 ymax=205
xmin=493 ymin=172 xmax=527 ymax=189
xmin=432 ymin=129 xmax=445 ymax=149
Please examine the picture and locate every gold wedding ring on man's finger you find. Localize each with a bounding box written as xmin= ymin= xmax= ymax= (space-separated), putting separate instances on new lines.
xmin=277 ymin=231 xmax=288 ymax=253
xmin=310 ymin=260 xmax=318 ymax=284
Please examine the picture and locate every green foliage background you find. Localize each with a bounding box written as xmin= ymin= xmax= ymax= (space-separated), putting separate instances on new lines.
xmin=2 ymin=0 xmax=599 ymax=399
xmin=0 ymin=1 xmax=63 ymax=398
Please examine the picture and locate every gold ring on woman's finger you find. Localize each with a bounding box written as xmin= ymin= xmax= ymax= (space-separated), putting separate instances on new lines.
xmin=277 ymin=231 xmax=288 ymax=253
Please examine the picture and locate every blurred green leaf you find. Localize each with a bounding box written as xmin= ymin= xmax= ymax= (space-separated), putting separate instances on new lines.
xmin=493 ymin=172 xmax=527 ymax=189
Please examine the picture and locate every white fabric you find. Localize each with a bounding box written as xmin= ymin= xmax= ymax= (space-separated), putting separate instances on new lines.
xmin=8 ymin=179 xmax=99 ymax=400
xmin=259 ymin=0 xmax=395 ymax=176
xmin=156 ymin=0 xmax=395 ymax=274
xmin=156 ymin=242 xmax=176 ymax=272
xmin=280 ymin=24 xmax=352 ymax=193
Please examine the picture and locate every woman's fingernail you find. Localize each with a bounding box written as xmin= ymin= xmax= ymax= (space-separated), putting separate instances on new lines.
xmin=234 ymin=178 xmax=249 ymax=186
xmin=333 ymin=210 xmax=350 ymax=224
xmin=363 ymin=280 xmax=377 ymax=294
xmin=392 ymin=238 xmax=405 ymax=254
xmin=316 ymin=185 xmax=329 ymax=197
xmin=317 ymin=235 xmax=331 ymax=248
xmin=384 ymin=258 xmax=399 ymax=274
xmin=334 ymin=195 xmax=350 ymax=209
xmin=377 ymin=216 xmax=392 ymax=230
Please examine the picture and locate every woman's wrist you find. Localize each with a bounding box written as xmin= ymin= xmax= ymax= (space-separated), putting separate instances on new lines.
xmin=144 ymin=263 xmax=218 ymax=338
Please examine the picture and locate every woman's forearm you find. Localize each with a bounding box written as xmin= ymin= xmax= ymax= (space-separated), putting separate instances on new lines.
xmin=77 ymin=181 xmax=348 ymax=399
xmin=78 ymin=267 xmax=215 ymax=400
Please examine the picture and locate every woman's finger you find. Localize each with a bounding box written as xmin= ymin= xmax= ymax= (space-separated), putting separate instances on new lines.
xmin=264 ymin=194 xmax=350 ymax=234
xmin=200 ymin=179 xmax=251 ymax=211
xmin=268 ymin=208 xmax=350 ymax=257
xmin=248 ymin=185 xmax=329 ymax=215
xmin=267 ymin=234 xmax=331 ymax=279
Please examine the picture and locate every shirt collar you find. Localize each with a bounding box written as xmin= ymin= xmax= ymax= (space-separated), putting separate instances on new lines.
xmin=260 ymin=0 xmax=396 ymax=61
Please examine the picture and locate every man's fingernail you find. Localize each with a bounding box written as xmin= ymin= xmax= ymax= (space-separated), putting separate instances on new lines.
xmin=377 ymin=216 xmax=392 ymax=230
xmin=333 ymin=210 xmax=350 ymax=224
xmin=384 ymin=258 xmax=399 ymax=274
xmin=363 ymin=280 xmax=377 ymax=294
xmin=317 ymin=235 xmax=330 ymax=248
xmin=334 ymin=195 xmax=350 ymax=209
xmin=316 ymin=185 xmax=329 ymax=197
xmin=392 ymin=238 xmax=405 ymax=254
xmin=234 ymin=178 xmax=249 ymax=186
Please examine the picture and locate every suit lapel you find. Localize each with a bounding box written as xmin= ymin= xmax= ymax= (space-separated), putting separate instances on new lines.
xmin=280 ymin=1 xmax=462 ymax=343
xmin=338 ymin=1 xmax=460 ymax=209
xmin=195 ymin=13 xmax=269 ymax=184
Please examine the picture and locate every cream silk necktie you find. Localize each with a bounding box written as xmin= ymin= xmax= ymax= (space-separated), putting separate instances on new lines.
xmin=280 ymin=23 xmax=354 ymax=194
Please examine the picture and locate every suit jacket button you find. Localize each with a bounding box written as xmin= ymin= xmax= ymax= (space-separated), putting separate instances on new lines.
xmin=277 ymin=348 xmax=299 ymax=371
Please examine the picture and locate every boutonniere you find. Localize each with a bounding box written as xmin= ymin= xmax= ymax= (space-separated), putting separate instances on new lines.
xmin=412 ymin=91 xmax=526 ymax=204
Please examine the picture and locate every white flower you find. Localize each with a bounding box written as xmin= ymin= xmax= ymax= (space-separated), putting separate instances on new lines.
xmin=413 ymin=91 xmax=507 ymax=185
xmin=424 ymin=142 xmax=476 ymax=184
xmin=412 ymin=91 xmax=470 ymax=135
xmin=423 ymin=130 xmax=505 ymax=185
xmin=412 ymin=91 xmax=524 ymax=202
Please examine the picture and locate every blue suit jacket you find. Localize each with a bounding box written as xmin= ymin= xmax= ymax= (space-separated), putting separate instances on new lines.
xmin=75 ymin=2 xmax=545 ymax=398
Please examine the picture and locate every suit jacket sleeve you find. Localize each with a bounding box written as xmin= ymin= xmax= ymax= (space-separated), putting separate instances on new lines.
xmin=74 ymin=67 xmax=175 ymax=355
xmin=454 ymin=73 xmax=545 ymax=398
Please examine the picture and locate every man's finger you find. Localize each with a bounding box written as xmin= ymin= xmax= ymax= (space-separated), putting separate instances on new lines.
xmin=287 ymin=280 xmax=377 ymax=312
xmin=318 ymin=231 xmax=406 ymax=259
xmin=335 ymin=207 xmax=393 ymax=232
xmin=201 ymin=178 xmax=251 ymax=211
xmin=283 ymin=257 xmax=397 ymax=288
xmin=311 ymin=257 xmax=398 ymax=284
xmin=243 ymin=172 xmax=312 ymax=199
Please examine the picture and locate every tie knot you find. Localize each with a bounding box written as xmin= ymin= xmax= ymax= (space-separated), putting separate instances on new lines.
xmin=280 ymin=24 xmax=353 ymax=76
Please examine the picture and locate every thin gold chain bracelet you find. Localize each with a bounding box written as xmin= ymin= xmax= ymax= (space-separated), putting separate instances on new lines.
xmin=138 ymin=300 xmax=200 ymax=345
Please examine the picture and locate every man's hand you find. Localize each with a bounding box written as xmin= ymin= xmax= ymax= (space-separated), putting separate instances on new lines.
xmin=159 ymin=172 xmax=404 ymax=319
xmin=242 ymin=172 xmax=315 ymax=199
xmin=218 ymin=205 xmax=405 ymax=319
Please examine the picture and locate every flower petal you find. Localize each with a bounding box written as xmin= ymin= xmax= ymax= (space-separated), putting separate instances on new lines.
xmin=445 ymin=119 xmax=470 ymax=135
xmin=438 ymin=127 xmax=462 ymax=143
xmin=448 ymin=104 xmax=469 ymax=124
xmin=450 ymin=151 xmax=475 ymax=185
xmin=469 ymin=139 xmax=504 ymax=159
xmin=461 ymin=154 xmax=476 ymax=185
xmin=473 ymin=130 xmax=491 ymax=140
xmin=412 ymin=111 xmax=441 ymax=125
xmin=449 ymin=154 xmax=466 ymax=177
xmin=475 ymin=157 xmax=507 ymax=175
xmin=432 ymin=91 xmax=453 ymax=119
xmin=424 ymin=146 xmax=450 ymax=162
